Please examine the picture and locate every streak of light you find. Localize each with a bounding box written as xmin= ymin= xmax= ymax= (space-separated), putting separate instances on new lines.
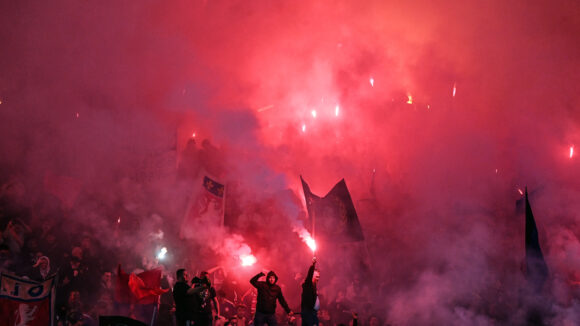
xmin=302 ymin=124 xmax=306 ymax=133
xmin=257 ymin=105 xmax=274 ymax=112
xmin=570 ymin=145 xmax=575 ymax=159
xmin=518 ymin=188 xmax=524 ymax=196
xmin=370 ymin=77 xmax=374 ymax=87
xmin=407 ymin=94 xmax=413 ymax=104
xmin=335 ymin=105 xmax=340 ymax=117
xmin=453 ymin=83 xmax=457 ymax=97
xmin=312 ymin=110 xmax=317 ymax=118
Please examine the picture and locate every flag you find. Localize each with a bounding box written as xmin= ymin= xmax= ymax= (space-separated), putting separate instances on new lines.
xmin=524 ymin=188 xmax=549 ymax=291
xmin=0 ymin=273 xmax=56 ymax=326
xmin=115 ymin=266 xmax=168 ymax=305
xmin=300 ymin=176 xmax=364 ymax=242
xmin=180 ymin=175 xmax=225 ymax=238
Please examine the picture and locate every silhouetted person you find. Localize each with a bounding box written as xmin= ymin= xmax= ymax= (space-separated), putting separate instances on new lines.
xmin=301 ymin=258 xmax=320 ymax=326
xmin=250 ymin=270 xmax=293 ymax=326
xmin=173 ymin=269 xmax=204 ymax=326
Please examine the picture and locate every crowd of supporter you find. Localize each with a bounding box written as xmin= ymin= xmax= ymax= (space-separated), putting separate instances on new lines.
xmin=0 ymin=169 xmax=390 ymax=326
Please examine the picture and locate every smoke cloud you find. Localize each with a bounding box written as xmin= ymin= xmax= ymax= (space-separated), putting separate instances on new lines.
xmin=1 ymin=0 xmax=580 ymax=324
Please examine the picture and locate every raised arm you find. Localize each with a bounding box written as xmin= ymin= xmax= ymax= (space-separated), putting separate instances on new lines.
xmin=304 ymin=261 xmax=316 ymax=285
xmin=250 ymin=272 xmax=265 ymax=287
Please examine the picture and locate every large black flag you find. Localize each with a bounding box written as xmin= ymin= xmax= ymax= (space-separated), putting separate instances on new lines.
xmin=524 ymin=188 xmax=549 ymax=291
xmin=300 ymin=176 xmax=364 ymax=242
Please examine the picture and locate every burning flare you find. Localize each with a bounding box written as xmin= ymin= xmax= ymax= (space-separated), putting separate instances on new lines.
xmin=240 ymin=254 xmax=257 ymax=266
xmin=294 ymin=227 xmax=317 ymax=253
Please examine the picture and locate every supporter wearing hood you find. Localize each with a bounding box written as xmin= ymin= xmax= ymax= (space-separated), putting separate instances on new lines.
xmin=250 ymin=270 xmax=293 ymax=326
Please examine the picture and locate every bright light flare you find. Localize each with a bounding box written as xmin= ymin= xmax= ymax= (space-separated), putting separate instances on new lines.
xmin=406 ymin=95 xmax=413 ymax=104
xmin=294 ymin=227 xmax=317 ymax=254
xmin=570 ymin=145 xmax=574 ymax=159
xmin=518 ymin=188 xmax=524 ymax=196
xmin=335 ymin=105 xmax=340 ymax=117
xmin=157 ymin=247 xmax=168 ymax=260
xmin=117 ymin=216 xmax=121 ymax=224
xmin=369 ymin=77 xmax=374 ymax=87
xmin=452 ymin=83 xmax=457 ymax=97
xmin=75 ymin=112 xmax=80 ymax=118
xmin=240 ymin=254 xmax=257 ymax=266
xmin=311 ymin=110 xmax=317 ymax=118
xmin=192 ymin=132 xmax=196 ymax=138
xmin=301 ymin=124 xmax=306 ymax=133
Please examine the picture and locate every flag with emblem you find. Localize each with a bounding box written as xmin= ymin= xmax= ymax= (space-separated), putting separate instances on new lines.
xmin=300 ymin=176 xmax=364 ymax=242
xmin=0 ymin=273 xmax=57 ymax=326
xmin=180 ymin=176 xmax=226 ymax=238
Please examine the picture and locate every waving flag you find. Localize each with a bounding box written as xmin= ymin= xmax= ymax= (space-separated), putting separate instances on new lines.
xmin=0 ymin=273 xmax=56 ymax=326
xmin=115 ymin=265 xmax=168 ymax=305
xmin=301 ymin=176 xmax=364 ymax=242
xmin=180 ymin=175 xmax=225 ymax=238
xmin=524 ymin=188 xmax=549 ymax=291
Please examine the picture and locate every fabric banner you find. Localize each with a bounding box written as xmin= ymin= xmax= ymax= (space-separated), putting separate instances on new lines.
xmin=180 ymin=175 xmax=225 ymax=238
xmin=301 ymin=176 xmax=365 ymax=242
xmin=524 ymin=188 xmax=549 ymax=291
xmin=0 ymin=273 xmax=56 ymax=326
xmin=115 ymin=265 xmax=168 ymax=305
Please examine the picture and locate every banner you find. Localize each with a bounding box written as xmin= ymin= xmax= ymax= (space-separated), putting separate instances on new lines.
xmin=0 ymin=273 xmax=56 ymax=326
xmin=301 ymin=176 xmax=365 ymax=242
xmin=180 ymin=175 xmax=225 ymax=238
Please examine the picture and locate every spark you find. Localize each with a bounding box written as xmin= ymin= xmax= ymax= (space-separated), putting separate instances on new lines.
xmin=0 ymin=99 xmax=3 ymax=105
xmin=311 ymin=110 xmax=317 ymax=118
xmin=495 ymin=169 xmax=498 ymax=174
xmin=192 ymin=132 xmax=196 ymax=138
xmin=452 ymin=83 xmax=457 ymax=97
xmin=117 ymin=216 xmax=121 ymax=224
xmin=302 ymin=124 xmax=306 ymax=133
xmin=76 ymin=112 xmax=80 ymax=118
xmin=406 ymin=94 xmax=413 ymax=104
xmin=240 ymin=254 xmax=257 ymax=266
xmin=369 ymin=77 xmax=374 ymax=87
xmin=335 ymin=105 xmax=340 ymax=117
xmin=518 ymin=188 xmax=524 ymax=196
xmin=157 ymin=247 xmax=168 ymax=260
xmin=427 ymin=104 xmax=431 ymax=110
xmin=570 ymin=145 xmax=575 ymax=159
xmin=257 ymin=105 xmax=274 ymax=112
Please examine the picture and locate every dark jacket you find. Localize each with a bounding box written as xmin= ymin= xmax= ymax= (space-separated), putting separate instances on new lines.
xmin=301 ymin=263 xmax=317 ymax=311
xmin=250 ymin=271 xmax=291 ymax=314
